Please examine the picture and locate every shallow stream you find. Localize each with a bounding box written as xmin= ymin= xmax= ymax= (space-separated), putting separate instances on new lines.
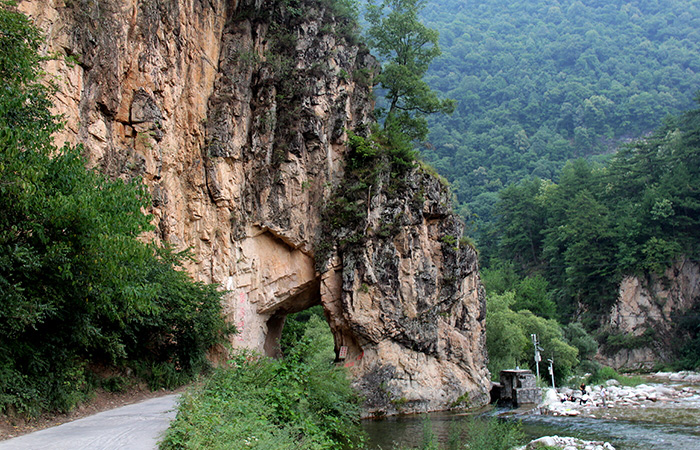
xmin=362 ymin=402 xmax=700 ymax=450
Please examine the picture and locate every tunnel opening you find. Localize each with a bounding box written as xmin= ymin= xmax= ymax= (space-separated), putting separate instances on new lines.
xmin=261 ymin=276 xmax=362 ymax=365
xmin=241 ymin=227 xmax=362 ymax=364
xmin=274 ymin=303 xmax=363 ymax=368
xmin=262 ymin=277 xmax=323 ymax=359
xmin=277 ymin=304 xmax=327 ymax=356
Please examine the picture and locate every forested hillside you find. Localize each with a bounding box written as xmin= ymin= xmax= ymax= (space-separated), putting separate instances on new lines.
xmin=418 ymin=0 xmax=700 ymax=235
xmin=486 ymin=99 xmax=700 ymax=370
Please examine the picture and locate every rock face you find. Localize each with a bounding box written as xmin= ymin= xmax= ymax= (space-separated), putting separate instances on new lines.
xmin=597 ymin=258 xmax=700 ymax=370
xmin=322 ymin=166 xmax=490 ymax=414
xmin=19 ymin=0 xmax=490 ymax=414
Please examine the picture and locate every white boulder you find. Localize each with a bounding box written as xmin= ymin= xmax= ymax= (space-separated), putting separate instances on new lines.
xmin=525 ymin=436 xmax=616 ymax=450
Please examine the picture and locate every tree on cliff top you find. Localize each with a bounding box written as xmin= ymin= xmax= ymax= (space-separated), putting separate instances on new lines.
xmin=365 ymin=0 xmax=455 ymax=145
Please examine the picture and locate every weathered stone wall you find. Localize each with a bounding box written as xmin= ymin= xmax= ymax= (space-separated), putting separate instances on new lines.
xmin=20 ymin=0 xmax=490 ymax=414
xmin=597 ymin=258 xmax=700 ymax=370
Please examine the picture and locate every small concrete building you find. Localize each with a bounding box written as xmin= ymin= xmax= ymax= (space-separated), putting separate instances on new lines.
xmin=499 ymin=369 xmax=541 ymax=406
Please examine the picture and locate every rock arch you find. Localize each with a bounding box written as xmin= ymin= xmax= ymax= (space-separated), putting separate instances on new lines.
xmin=226 ymin=225 xmax=324 ymax=358
xmin=225 ymin=226 xmax=356 ymax=365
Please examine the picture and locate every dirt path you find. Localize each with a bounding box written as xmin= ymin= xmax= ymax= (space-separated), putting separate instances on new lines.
xmin=0 ymin=394 xmax=180 ymax=450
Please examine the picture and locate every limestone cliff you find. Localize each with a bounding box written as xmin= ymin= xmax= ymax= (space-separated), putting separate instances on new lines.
xmin=19 ymin=0 xmax=490 ymax=414
xmin=597 ymin=258 xmax=700 ymax=370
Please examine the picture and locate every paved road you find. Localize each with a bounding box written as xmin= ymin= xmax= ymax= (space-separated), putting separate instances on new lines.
xmin=0 ymin=394 xmax=180 ymax=450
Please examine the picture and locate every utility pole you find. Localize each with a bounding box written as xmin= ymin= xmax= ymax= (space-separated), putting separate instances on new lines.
xmin=531 ymin=334 xmax=541 ymax=380
xmin=548 ymin=357 xmax=555 ymax=389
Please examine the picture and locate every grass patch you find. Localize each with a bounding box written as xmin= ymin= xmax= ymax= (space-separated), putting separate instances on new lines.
xmin=392 ymin=416 xmax=525 ymax=450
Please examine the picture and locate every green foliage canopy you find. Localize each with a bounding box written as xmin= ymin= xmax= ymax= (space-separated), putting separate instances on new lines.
xmin=485 ymin=291 xmax=579 ymax=382
xmin=485 ymin=99 xmax=700 ymax=368
xmin=417 ymin=0 xmax=700 ymax=239
xmin=490 ymin=100 xmax=700 ymax=321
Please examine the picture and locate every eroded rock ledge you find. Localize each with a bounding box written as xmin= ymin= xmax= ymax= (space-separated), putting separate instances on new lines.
xmin=19 ymin=0 xmax=490 ymax=414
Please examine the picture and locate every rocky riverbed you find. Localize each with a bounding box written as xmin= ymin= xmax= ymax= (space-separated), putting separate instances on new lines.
xmin=540 ymin=371 xmax=700 ymax=419
xmin=362 ymin=372 xmax=700 ymax=450
xmin=518 ymin=436 xmax=616 ymax=450
xmin=517 ymin=371 xmax=700 ymax=450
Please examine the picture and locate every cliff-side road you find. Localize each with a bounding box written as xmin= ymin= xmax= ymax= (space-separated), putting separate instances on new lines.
xmin=0 ymin=394 xmax=179 ymax=450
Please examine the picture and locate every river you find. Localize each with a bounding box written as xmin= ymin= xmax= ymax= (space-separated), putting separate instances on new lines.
xmin=361 ymin=404 xmax=700 ymax=449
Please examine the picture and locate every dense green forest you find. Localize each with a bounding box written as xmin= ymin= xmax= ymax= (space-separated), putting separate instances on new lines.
xmin=0 ymin=4 xmax=231 ymax=416
xmin=486 ymin=101 xmax=700 ymax=368
xmin=417 ymin=0 xmax=700 ymax=237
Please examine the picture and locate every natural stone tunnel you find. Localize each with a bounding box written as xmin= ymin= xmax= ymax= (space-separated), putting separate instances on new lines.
xmin=261 ymin=278 xmax=323 ymax=359
xmin=227 ymin=226 xmax=355 ymax=364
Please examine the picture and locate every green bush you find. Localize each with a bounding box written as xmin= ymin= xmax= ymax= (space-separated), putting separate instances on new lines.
xmin=160 ymin=316 xmax=363 ymax=450
xmin=101 ymin=375 xmax=131 ymax=393
xmin=586 ymin=366 xmax=644 ymax=387
xmin=586 ymin=366 xmax=619 ymax=385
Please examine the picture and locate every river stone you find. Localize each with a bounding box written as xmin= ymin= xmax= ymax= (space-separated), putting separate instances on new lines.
xmin=655 ymin=386 xmax=675 ymax=397
xmin=526 ymin=436 xmax=558 ymax=448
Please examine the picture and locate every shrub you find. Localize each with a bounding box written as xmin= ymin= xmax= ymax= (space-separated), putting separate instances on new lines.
xmin=160 ymin=316 xmax=364 ymax=450
xmin=586 ymin=366 xmax=644 ymax=387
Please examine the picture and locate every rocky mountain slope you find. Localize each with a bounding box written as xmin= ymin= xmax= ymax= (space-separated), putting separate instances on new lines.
xmin=597 ymin=258 xmax=700 ymax=370
xmin=19 ymin=0 xmax=490 ymax=415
